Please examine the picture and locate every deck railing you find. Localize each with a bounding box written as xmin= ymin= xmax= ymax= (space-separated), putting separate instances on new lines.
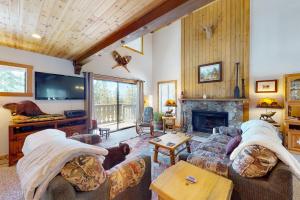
xmin=94 ymin=104 xmax=136 ymax=125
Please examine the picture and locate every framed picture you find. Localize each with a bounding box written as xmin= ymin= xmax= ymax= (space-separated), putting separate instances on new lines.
xmin=198 ymin=62 xmax=222 ymax=83
xmin=256 ymin=80 xmax=278 ymax=93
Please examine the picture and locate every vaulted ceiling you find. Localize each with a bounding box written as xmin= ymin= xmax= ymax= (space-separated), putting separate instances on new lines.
xmin=0 ymin=0 xmax=166 ymax=60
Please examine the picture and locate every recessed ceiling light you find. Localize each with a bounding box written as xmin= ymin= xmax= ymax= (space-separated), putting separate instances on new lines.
xmin=31 ymin=33 xmax=41 ymax=39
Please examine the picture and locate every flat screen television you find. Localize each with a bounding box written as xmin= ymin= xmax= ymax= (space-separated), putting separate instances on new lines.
xmin=35 ymin=72 xmax=85 ymax=100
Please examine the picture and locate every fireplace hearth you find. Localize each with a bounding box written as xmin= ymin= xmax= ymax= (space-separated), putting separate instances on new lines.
xmin=192 ymin=110 xmax=229 ymax=133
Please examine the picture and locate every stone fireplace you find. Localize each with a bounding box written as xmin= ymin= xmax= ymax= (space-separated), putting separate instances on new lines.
xmin=181 ymin=99 xmax=244 ymax=134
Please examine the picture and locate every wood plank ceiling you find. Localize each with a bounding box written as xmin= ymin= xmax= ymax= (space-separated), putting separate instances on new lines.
xmin=0 ymin=0 xmax=166 ymax=60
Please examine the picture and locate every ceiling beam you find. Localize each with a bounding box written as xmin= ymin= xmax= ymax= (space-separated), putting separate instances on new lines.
xmin=73 ymin=0 xmax=215 ymax=74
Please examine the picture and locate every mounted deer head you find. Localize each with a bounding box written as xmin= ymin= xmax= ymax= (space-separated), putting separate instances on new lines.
xmin=201 ymin=15 xmax=222 ymax=39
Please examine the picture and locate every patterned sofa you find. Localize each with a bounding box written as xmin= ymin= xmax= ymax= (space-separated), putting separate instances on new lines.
xmin=41 ymin=155 xmax=151 ymax=200
xmin=179 ymin=127 xmax=293 ymax=200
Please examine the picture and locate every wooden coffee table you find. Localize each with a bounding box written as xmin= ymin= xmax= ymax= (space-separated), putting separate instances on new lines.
xmin=150 ymin=161 xmax=233 ymax=200
xmin=149 ymin=132 xmax=192 ymax=165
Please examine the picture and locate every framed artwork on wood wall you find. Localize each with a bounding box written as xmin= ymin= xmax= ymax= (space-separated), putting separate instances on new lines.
xmin=198 ymin=62 xmax=222 ymax=83
xmin=255 ymin=80 xmax=278 ymax=93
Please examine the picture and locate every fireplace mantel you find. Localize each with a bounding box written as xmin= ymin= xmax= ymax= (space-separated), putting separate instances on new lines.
xmin=179 ymin=98 xmax=249 ymax=103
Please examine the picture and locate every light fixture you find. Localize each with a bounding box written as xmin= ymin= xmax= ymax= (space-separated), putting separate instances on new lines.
xmin=31 ymin=33 xmax=42 ymax=39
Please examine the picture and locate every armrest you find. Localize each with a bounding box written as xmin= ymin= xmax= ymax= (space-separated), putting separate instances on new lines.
xmin=41 ymin=175 xmax=76 ymax=200
xmin=108 ymin=155 xmax=152 ymax=200
xmin=229 ymin=162 xmax=293 ymax=200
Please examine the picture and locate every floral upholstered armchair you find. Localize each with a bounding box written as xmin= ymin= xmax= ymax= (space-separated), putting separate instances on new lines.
xmin=136 ymin=107 xmax=154 ymax=136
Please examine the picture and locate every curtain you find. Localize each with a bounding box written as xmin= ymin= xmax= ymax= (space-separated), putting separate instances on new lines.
xmin=84 ymin=72 xmax=94 ymax=130
xmin=136 ymin=80 xmax=144 ymax=120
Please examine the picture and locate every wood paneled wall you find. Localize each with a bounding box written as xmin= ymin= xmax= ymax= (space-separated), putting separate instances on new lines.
xmin=181 ymin=0 xmax=250 ymax=99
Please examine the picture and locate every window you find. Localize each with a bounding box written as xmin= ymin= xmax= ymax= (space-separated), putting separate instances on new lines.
xmin=158 ymin=80 xmax=177 ymax=113
xmin=0 ymin=61 xmax=33 ymax=96
xmin=122 ymin=37 xmax=143 ymax=54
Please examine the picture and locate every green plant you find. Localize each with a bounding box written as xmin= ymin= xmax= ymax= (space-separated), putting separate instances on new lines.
xmin=153 ymin=112 xmax=163 ymax=122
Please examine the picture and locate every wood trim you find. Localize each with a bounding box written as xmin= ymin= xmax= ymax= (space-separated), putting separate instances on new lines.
xmin=122 ymin=37 xmax=144 ymax=55
xmin=255 ymin=79 xmax=278 ymax=93
xmin=93 ymin=74 xmax=141 ymax=84
xmin=74 ymin=0 xmax=215 ymax=64
xmin=157 ymin=80 xmax=178 ymax=112
xmin=0 ymin=60 xmax=33 ymax=97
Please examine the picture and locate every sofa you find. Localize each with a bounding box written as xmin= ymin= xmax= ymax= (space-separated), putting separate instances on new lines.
xmin=41 ymin=155 xmax=152 ymax=200
xmin=179 ymin=127 xmax=293 ymax=200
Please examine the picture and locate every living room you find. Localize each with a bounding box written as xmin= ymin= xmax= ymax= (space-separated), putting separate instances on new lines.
xmin=1 ymin=0 xmax=300 ymax=200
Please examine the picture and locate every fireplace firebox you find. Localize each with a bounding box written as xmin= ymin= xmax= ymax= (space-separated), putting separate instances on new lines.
xmin=192 ymin=110 xmax=229 ymax=133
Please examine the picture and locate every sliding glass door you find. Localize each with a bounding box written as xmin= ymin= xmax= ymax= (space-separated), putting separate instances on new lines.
xmin=93 ymin=79 xmax=137 ymax=131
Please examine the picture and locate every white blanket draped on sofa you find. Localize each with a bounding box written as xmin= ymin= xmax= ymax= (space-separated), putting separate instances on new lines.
xmin=17 ymin=129 xmax=108 ymax=200
xmin=230 ymin=120 xmax=300 ymax=179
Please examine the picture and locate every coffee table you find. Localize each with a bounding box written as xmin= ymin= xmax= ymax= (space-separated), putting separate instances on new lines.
xmin=149 ymin=132 xmax=191 ymax=165
xmin=150 ymin=161 xmax=233 ymax=200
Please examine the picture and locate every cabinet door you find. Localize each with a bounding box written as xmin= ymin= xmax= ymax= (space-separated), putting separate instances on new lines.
xmin=287 ymin=76 xmax=300 ymax=102
xmin=288 ymin=130 xmax=300 ymax=152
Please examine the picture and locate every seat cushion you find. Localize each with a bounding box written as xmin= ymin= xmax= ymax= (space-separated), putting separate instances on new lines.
xmin=187 ymin=150 xmax=232 ymax=177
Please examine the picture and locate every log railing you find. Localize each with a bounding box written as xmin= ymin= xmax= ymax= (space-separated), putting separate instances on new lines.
xmin=94 ymin=104 xmax=136 ymax=125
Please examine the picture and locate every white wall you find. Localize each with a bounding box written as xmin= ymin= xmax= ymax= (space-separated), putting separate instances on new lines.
xmin=82 ymin=34 xmax=153 ymax=95
xmin=250 ymin=0 xmax=300 ymax=124
xmin=152 ymin=20 xmax=181 ymax=123
xmin=0 ymin=46 xmax=84 ymax=156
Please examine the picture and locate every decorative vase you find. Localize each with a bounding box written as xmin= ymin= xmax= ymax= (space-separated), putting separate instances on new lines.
xmin=234 ymin=62 xmax=240 ymax=98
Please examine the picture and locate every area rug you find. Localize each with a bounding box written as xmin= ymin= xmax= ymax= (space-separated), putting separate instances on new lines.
xmin=0 ymin=132 xmax=201 ymax=200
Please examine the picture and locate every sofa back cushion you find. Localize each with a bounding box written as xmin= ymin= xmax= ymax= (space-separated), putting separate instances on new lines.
xmin=232 ymin=145 xmax=278 ymax=178
xmin=61 ymin=155 xmax=106 ymax=191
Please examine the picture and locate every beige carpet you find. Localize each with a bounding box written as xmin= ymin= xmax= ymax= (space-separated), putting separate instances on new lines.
xmin=0 ymin=166 xmax=23 ymax=200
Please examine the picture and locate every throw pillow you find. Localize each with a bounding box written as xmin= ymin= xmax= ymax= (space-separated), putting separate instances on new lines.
xmin=103 ymin=143 xmax=131 ymax=170
xmin=232 ymin=145 xmax=278 ymax=178
xmin=226 ymin=135 xmax=242 ymax=155
xmin=218 ymin=126 xmax=242 ymax=137
xmin=61 ymin=155 xmax=106 ymax=191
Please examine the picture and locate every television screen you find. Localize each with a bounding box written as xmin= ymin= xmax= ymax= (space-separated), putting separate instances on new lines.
xmin=35 ymin=72 xmax=85 ymax=100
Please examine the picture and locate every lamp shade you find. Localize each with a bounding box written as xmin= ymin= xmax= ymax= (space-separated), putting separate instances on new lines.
xmin=165 ymin=99 xmax=177 ymax=107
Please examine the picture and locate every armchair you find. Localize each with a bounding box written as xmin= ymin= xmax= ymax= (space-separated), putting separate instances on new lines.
xmin=136 ymin=107 xmax=154 ymax=136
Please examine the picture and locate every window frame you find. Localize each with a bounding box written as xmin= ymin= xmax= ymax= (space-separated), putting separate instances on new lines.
xmin=157 ymin=80 xmax=177 ymax=113
xmin=0 ymin=60 xmax=33 ymax=97
xmin=122 ymin=37 xmax=144 ymax=55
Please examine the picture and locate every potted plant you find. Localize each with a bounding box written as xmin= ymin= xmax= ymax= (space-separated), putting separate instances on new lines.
xmin=153 ymin=112 xmax=164 ymax=130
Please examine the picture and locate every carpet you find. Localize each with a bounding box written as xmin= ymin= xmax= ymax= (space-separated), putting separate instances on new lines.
xmin=0 ymin=131 xmax=201 ymax=200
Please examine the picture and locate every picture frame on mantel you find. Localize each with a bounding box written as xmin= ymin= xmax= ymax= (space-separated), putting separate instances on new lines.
xmin=255 ymin=80 xmax=278 ymax=93
xmin=198 ymin=62 xmax=222 ymax=83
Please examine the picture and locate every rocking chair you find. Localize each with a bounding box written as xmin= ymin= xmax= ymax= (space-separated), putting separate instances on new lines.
xmin=136 ymin=107 xmax=154 ymax=136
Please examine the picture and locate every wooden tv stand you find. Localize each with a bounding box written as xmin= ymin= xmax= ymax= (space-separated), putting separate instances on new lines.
xmin=8 ymin=116 xmax=88 ymax=166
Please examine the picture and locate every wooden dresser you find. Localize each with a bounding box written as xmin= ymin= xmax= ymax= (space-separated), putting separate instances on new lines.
xmin=8 ymin=116 xmax=88 ymax=166
xmin=284 ymin=73 xmax=300 ymax=153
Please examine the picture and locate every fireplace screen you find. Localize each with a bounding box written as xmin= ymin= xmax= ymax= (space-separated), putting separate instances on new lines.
xmin=192 ymin=110 xmax=228 ymax=133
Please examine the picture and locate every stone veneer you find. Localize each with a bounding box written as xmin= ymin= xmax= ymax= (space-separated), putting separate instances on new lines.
xmin=181 ymin=100 xmax=244 ymax=133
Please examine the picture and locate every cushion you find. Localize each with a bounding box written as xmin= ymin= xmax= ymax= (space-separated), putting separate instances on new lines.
xmin=226 ymin=135 xmax=242 ymax=155
xmin=61 ymin=155 xmax=106 ymax=191
xmin=232 ymin=145 xmax=278 ymax=178
xmin=187 ymin=150 xmax=232 ymax=177
xmin=69 ymin=134 xmax=101 ymax=145
xmin=218 ymin=126 xmax=242 ymax=137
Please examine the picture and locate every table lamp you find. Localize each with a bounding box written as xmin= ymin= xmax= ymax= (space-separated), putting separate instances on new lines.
xmin=164 ymin=99 xmax=177 ymax=116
